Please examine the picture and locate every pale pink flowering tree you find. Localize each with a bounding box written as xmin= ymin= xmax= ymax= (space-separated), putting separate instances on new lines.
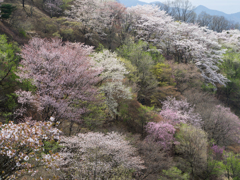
xmin=202 ymin=105 xmax=240 ymax=146
xmin=0 ymin=119 xmax=62 ymax=179
xmin=211 ymin=145 xmax=224 ymax=160
xmin=56 ymin=132 xmax=144 ymax=179
xmin=44 ymin=0 xmax=63 ymax=18
xmin=16 ymin=38 xmax=101 ymax=124
xmin=145 ymin=121 xmax=177 ymax=150
xmin=160 ymin=97 xmax=202 ymax=127
xmin=145 ymin=97 xmax=201 ymax=150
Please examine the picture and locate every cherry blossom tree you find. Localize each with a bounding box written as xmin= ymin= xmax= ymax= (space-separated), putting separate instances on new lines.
xmin=127 ymin=5 xmax=172 ymax=46
xmin=202 ymin=105 xmax=240 ymax=146
xmin=93 ymin=50 xmax=131 ymax=119
xmin=127 ymin=5 xmax=229 ymax=87
xmin=161 ymin=22 xmax=228 ymax=87
xmin=44 ymin=0 xmax=63 ymax=18
xmin=0 ymin=119 xmax=61 ymax=180
xmin=160 ymin=97 xmax=202 ymax=127
xmin=65 ymin=0 xmax=102 ymax=43
xmin=145 ymin=121 xmax=177 ymax=150
xmin=16 ymin=38 xmax=101 ymax=125
xmin=97 ymin=1 xmax=127 ymax=49
xmin=56 ymin=132 xmax=144 ymax=179
xmin=65 ymin=0 xmax=125 ymax=45
xmin=218 ymin=29 xmax=240 ymax=50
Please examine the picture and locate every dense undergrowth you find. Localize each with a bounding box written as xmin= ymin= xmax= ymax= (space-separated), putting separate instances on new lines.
xmin=1 ymin=0 xmax=240 ymax=179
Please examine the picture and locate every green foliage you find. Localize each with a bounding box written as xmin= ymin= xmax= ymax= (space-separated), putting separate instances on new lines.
xmin=82 ymin=94 xmax=107 ymax=130
xmin=5 ymin=93 xmax=17 ymax=110
xmin=205 ymin=158 xmax=225 ymax=178
xmin=217 ymin=49 xmax=240 ymax=112
xmin=148 ymin=44 xmax=165 ymax=63
xmin=119 ymin=102 xmax=130 ymax=122
xmin=116 ymin=39 xmax=158 ymax=105
xmin=159 ymin=167 xmax=189 ymax=180
xmin=0 ymin=34 xmax=20 ymax=119
xmin=95 ymin=43 xmax=104 ymax=53
xmin=137 ymin=104 xmax=154 ymax=137
xmin=0 ymin=4 xmax=16 ymax=19
xmin=1 ymin=93 xmax=18 ymax=122
xmin=198 ymin=149 xmax=225 ymax=180
xmin=60 ymin=0 xmax=73 ymax=11
xmin=19 ymin=29 xmax=27 ymax=37
xmin=151 ymin=63 xmax=175 ymax=86
xmin=119 ymin=57 xmax=138 ymax=84
xmin=43 ymin=140 xmax=62 ymax=154
xmin=175 ymin=124 xmax=208 ymax=178
xmin=106 ymin=165 xmax=134 ymax=180
xmin=223 ymin=153 xmax=240 ymax=180
xmin=60 ymin=28 xmax=74 ymax=40
xmin=202 ymin=83 xmax=216 ymax=93
xmin=52 ymin=31 xmax=62 ymax=38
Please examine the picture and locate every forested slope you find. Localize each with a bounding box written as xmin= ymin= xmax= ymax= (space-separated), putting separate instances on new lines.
xmin=1 ymin=0 xmax=240 ymax=179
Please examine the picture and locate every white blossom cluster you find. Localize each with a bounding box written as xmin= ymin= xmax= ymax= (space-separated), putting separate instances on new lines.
xmin=218 ymin=29 xmax=240 ymax=50
xmin=56 ymin=132 xmax=144 ymax=179
xmin=0 ymin=120 xmax=62 ymax=179
xmin=127 ymin=5 xmax=229 ymax=87
xmin=93 ymin=50 xmax=132 ymax=117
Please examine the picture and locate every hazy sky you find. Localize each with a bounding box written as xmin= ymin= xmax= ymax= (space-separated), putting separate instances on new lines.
xmin=140 ymin=0 xmax=240 ymax=14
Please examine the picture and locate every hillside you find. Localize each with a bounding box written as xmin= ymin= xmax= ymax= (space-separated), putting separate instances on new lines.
xmin=1 ymin=0 xmax=240 ymax=180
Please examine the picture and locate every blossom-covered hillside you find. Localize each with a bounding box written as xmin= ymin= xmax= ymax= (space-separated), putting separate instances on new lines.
xmin=1 ymin=0 xmax=240 ymax=179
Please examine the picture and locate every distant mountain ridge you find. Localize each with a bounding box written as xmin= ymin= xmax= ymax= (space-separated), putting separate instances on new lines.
xmin=194 ymin=5 xmax=240 ymax=23
xmin=118 ymin=0 xmax=148 ymax=7
xmin=118 ymin=0 xmax=240 ymax=23
xmin=118 ymin=0 xmax=164 ymax=7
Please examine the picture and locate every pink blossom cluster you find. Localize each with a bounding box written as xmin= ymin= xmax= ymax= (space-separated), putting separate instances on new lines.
xmin=211 ymin=145 xmax=224 ymax=155
xmin=145 ymin=121 xmax=177 ymax=150
xmin=146 ymin=97 xmax=201 ymax=150
xmin=16 ymin=38 xmax=102 ymax=123
xmin=160 ymin=97 xmax=202 ymax=126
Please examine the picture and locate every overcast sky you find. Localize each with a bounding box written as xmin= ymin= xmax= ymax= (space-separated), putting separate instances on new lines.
xmin=140 ymin=0 xmax=240 ymax=14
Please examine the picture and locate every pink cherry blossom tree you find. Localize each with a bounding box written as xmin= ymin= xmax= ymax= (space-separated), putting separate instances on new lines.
xmin=16 ymin=38 xmax=101 ymax=125
xmin=145 ymin=121 xmax=177 ymax=150
xmin=160 ymin=97 xmax=202 ymax=127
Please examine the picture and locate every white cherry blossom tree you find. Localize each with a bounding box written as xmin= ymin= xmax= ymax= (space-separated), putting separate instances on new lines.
xmin=56 ymin=132 xmax=144 ymax=179
xmin=93 ymin=50 xmax=131 ymax=118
